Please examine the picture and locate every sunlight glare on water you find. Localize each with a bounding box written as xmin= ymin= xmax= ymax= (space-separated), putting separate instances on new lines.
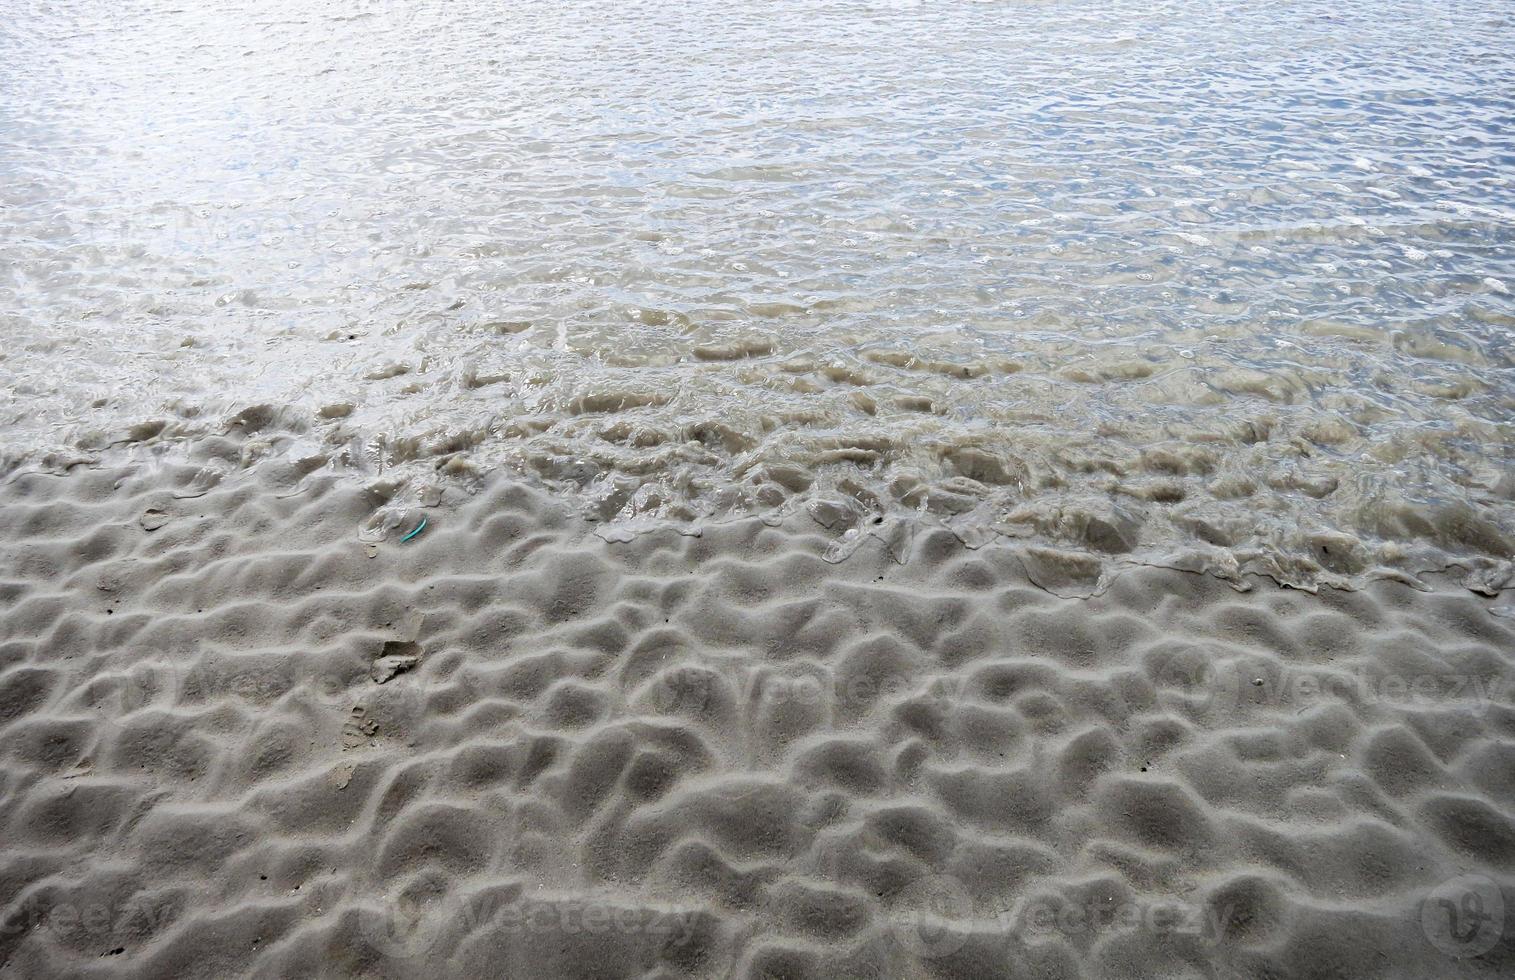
xmin=1 ymin=0 xmax=1513 ymax=587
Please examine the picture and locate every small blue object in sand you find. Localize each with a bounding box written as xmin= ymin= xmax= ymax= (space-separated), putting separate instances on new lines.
xmin=400 ymin=517 xmax=427 ymax=542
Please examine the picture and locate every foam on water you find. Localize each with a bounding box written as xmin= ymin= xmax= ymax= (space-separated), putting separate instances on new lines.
xmin=1 ymin=0 xmax=1512 ymax=589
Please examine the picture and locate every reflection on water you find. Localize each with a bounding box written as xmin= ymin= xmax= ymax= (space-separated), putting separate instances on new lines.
xmin=1 ymin=0 xmax=1512 ymax=586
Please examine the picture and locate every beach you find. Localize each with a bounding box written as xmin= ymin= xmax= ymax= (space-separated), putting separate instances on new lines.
xmin=2 ymin=0 xmax=1514 ymax=976
xmin=1 ymin=456 xmax=1512 ymax=976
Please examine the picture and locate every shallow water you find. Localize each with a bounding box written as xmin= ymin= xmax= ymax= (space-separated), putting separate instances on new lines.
xmin=2 ymin=0 xmax=1513 ymax=586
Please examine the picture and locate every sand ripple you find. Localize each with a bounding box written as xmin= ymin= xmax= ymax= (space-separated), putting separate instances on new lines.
xmin=1 ymin=459 xmax=1512 ymax=976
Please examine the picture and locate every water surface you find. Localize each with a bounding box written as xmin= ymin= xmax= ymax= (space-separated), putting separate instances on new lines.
xmin=2 ymin=0 xmax=1513 ymax=586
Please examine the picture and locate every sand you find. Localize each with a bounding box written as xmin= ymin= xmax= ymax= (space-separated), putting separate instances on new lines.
xmin=2 ymin=455 xmax=1513 ymax=979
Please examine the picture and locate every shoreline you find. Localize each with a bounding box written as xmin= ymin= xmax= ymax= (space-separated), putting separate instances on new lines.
xmin=7 ymin=433 xmax=1513 ymax=601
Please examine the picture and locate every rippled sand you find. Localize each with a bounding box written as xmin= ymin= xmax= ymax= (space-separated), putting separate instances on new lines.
xmin=2 ymin=0 xmax=1513 ymax=587
xmin=2 ymin=5 xmax=1515 ymax=974
xmin=1 ymin=459 xmax=1514 ymax=976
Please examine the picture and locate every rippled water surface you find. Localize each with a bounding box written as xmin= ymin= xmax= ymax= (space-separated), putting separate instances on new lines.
xmin=3 ymin=0 xmax=1514 ymax=586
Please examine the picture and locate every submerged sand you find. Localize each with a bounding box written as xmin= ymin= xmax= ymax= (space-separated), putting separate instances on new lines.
xmin=1 ymin=456 xmax=1513 ymax=978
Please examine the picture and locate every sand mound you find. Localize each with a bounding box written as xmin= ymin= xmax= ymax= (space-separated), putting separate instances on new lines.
xmin=1 ymin=460 xmax=1513 ymax=977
